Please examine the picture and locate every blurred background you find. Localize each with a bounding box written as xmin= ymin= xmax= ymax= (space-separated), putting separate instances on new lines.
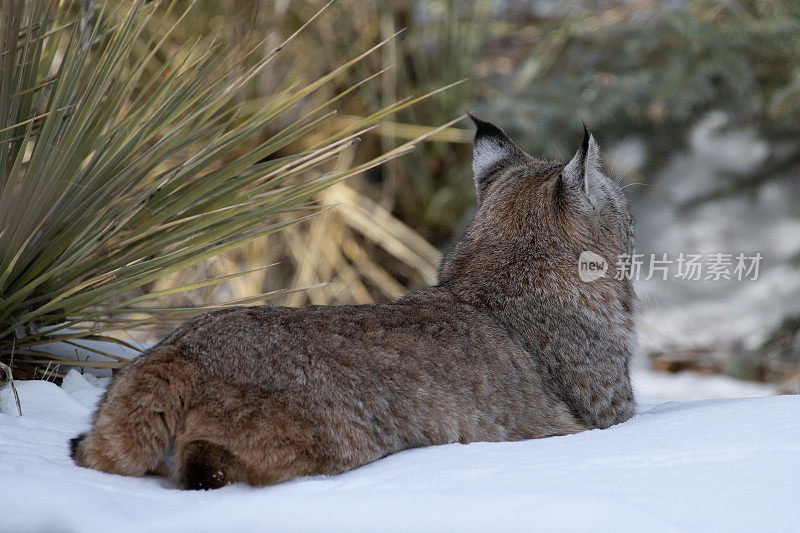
xmin=2 ymin=0 xmax=799 ymax=399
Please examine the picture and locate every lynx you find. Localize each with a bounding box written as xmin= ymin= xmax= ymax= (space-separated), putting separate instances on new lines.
xmin=70 ymin=116 xmax=636 ymax=489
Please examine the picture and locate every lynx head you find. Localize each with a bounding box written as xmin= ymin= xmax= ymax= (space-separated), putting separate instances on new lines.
xmin=439 ymin=115 xmax=635 ymax=311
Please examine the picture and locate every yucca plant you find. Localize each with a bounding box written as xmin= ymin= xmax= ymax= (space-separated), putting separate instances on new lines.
xmin=0 ymin=0 xmax=461 ymax=374
xmin=127 ymin=1 xmax=484 ymax=312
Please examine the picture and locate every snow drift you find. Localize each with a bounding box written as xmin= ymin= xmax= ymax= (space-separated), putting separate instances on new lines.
xmin=1 ymin=371 xmax=798 ymax=532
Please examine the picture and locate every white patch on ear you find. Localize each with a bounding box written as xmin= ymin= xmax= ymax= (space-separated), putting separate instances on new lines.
xmin=563 ymin=134 xmax=601 ymax=190
xmin=585 ymin=135 xmax=604 ymax=198
xmin=472 ymin=139 xmax=510 ymax=179
xmin=563 ymin=148 xmax=583 ymax=186
xmin=587 ymin=134 xmax=600 ymax=173
xmin=562 ymin=133 xmax=603 ymax=210
xmin=469 ymin=115 xmax=526 ymax=200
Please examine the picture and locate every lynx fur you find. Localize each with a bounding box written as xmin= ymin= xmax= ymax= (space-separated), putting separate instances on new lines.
xmin=71 ymin=116 xmax=636 ymax=489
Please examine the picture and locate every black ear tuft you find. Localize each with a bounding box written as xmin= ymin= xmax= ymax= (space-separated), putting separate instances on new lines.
xmin=468 ymin=114 xmax=525 ymax=202
xmin=581 ymin=121 xmax=590 ymax=155
xmin=469 ymin=113 xmax=511 ymax=143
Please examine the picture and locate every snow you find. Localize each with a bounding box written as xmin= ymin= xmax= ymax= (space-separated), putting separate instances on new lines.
xmin=1 ymin=371 xmax=799 ymax=533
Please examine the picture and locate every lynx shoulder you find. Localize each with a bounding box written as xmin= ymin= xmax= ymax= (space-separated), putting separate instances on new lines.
xmin=71 ymin=116 xmax=636 ymax=489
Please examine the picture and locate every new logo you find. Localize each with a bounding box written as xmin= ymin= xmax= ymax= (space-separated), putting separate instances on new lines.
xmin=578 ymin=251 xmax=608 ymax=282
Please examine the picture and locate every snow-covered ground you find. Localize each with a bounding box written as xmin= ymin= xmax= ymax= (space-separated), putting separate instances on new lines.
xmin=1 ymin=370 xmax=798 ymax=533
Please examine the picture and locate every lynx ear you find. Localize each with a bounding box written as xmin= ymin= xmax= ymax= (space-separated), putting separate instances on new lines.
xmin=469 ymin=114 xmax=525 ymax=201
xmin=561 ymin=124 xmax=600 ymax=208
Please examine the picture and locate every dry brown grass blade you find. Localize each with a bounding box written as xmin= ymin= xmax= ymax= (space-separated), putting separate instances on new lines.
xmin=330 ymin=184 xmax=443 ymax=285
xmin=341 ymin=238 xmax=407 ymax=300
